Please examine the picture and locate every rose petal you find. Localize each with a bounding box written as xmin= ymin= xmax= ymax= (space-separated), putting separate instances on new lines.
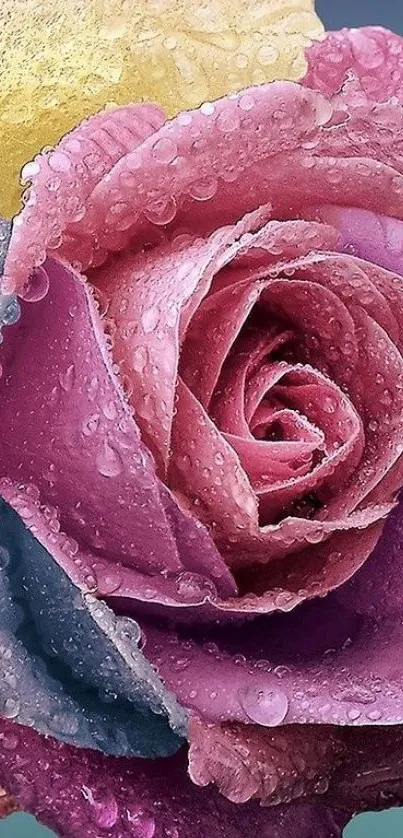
xmin=181 ymin=276 xmax=267 ymax=410
xmin=7 ymin=80 xmax=403 ymax=292
xmin=168 ymin=378 xmax=259 ymax=538
xmin=1 ymin=0 xmax=324 ymax=216
xmin=304 ymin=27 xmax=403 ymax=103
xmin=0 ymin=257 xmax=235 ymax=598
xmin=0 ymin=717 xmax=350 ymax=838
xmin=0 ymin=497 xmax=185 ymax=757
xmin=4 ymin=103 xmax=166 ymax=295
xmin=95 ymin=208 xmax=272 ymax=472
xmin=144 ymin=561 xmax=403 ymax=729
xmin=189 ymin=717 xmax=344 ymax=805
xmin=189 ymin=717 xmax=403 ymax=814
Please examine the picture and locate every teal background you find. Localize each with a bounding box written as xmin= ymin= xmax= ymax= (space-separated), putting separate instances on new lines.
xmin=1 ymin=0 xmax=403 ymax=836
xmin=1 ymin=808 xmax=403 ymax=837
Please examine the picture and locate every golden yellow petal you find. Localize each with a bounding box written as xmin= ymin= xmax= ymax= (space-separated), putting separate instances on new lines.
xmin=0 ymin=0 xmax=323 ymax=217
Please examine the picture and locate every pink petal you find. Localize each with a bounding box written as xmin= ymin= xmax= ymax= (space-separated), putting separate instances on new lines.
xmin=7 ymin=80 xmax=403 ymax=294
xmin=168 ymin=378 xmax=259 ymax=540
xmin=181 ymin=276 xmax=267 ymax=410
xmin=188 ymin=717 xmax=344 ymax=805
xmin=94 ymin=210 xmax=271 ymax=473
xmin=0 ymin=258 xmax=235 ymax=600
xmin=304 ymin=27 xmax=403 ymax=103
xmin=3 ymin=103 xmax=166 ymax=294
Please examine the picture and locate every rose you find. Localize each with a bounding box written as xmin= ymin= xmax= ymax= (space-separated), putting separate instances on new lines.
xmin=1 ymin=23 xmax=403 ymax=837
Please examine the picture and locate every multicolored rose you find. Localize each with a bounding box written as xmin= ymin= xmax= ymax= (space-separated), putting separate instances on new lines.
xmin=1 ymin=4 xmax=403 ymax=836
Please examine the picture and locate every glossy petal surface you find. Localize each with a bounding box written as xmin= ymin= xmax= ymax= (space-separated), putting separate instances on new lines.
xmin=0 ymin=716 xmax=350 ymax=838
xmin=0 ymin=0 xmax=323 ymax=216
xmin=0 ymin=499 xmax=185 ymax=757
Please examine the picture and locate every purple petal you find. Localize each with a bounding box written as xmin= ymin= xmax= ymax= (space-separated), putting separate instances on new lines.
xmin=0 ymin=717 xmax=350 ymax=838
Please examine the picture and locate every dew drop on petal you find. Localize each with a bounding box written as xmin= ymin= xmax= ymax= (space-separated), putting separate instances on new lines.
xmin=1 ymin=296 xmax=21 ymax=326
xmin=126 ymin=808 xmax=156 ymax=838
xmin=96 ymin=568 xmax=123 ymax=595
xmin=59 ymin=363 xmax=75 ymax=392
xmin=239 ymin=684 xmax=289 ymax=726
xmin=141 ymin=305 xmax=160 ymax=333
xmin=95 ymin=442 xmax=123 ymax=478
xmin=1 ymin=698 xmax=20 ymax=719
xmin=82 ymin=786 xmax=119 ymax=830
xmin=21 ymin=267 xmax=50 ymax=302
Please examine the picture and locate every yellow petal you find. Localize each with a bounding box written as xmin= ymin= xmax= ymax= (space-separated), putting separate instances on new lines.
xmin=0 ymin=0 xmax=323 ymax=217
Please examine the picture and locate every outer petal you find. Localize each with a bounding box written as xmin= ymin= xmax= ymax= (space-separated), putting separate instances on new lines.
xmin=189 ymin=718 xmax=344 ymax=804
xmin=143 ymin=568 xmax=403 ymax=728
xmin=0 ymin=0 xmax=323 ymax=216
xmin=0 ymin=252 xmax=235 ymax=600
xmin=0 ymin=499 xmax=185 ymax=757
xmin=304 ymin=27 xmax=403 ymax=103
xmin=7 ymin=79 xmax=403 ymax=294
xmin=189 ymin=717 xmax=403 ymax=814
xmin=0 ymin=717 xmax=350 ymax=838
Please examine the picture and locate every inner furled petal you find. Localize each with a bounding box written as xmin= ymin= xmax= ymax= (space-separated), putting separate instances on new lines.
xmin=91 ymin=227 xmax=244 ymax=474
xmin=92 ymin=206 xmax=274 ymax=474
xmin=260 ymin=278 xmax=359 ymax=387
xmin=210 ymin=325 xmax=294 ymax=437
xmin=289 ymin=245 xmax=400 ymax=348
xmin=319 ymin=309 xmax=403 ymax=518
xmin=180 ymin=276 xmax=268 ymax=411
xmin=223 ymin=422 xmax=324 ymax=486
xmin=209 ymin=219 xmax=341 ymax=295
xmin=255 ymin=366 xmax=364 ymax=524
xmin=243 ymin=361 xmax=295 ymax=425
xmin=3 ymin=103 xmax=166 ymax=295
xmin=168 ymin=378 xmax=259 ymax=541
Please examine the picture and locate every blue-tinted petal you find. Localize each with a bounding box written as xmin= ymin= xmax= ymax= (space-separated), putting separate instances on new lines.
xmin=0 ymin=499 xmax=186 ymax=757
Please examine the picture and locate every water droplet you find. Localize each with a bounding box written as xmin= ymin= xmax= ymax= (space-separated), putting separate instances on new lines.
xmin=48 ymin=151 xmax=71 ymax=173
xmin=21 ymin=267 xmax=49 ymax=302
xmin=96 ymin=442 xmax=123 ymax=478
xmin=1 ymin=296 xmax=20 ymax=326
xmin=1 ymin=732 xmax=19 ymax=751
xmin=141 ymin=305 xmax=160 ymax=333
xmin=239 ymin=684 xmax=289 ymax=726
xmin=102 ymin=401 xmax=117 ymax=421
xmin=257 ymin=44 xmax=279 ymax=65
xmin=2 ymin=697 xmax=20 ymax=719
xmin=314 ymin=776 xmax=329 ymax=795
xmin=200 ymin=101 xmax=215 ymax=116
xmin=214 ymin=452 xmax=225 ymax=466
xmin=163 ymin=35 xmax=177 ymax=50
xmin=21 ymin=160 xmax=41 ymax=182
xmin=96 ymin=568 xmax=122 ymax=595
xmin=152 ymin=137 xmax=178 ymax=164
xmin=367 ymin=708 xmax=382 ymax=721
xmin=82 ymin=786 xmax=119 ymax=829
xmin=188 ymin=178 xmax=217 ymax=201
xmin=172 ymin=657 xmax=190 ymax=673
xmin=144 ymin=197 xmax=177 ymax=226
xmin=82 ymin=414 xmax=100 ymax=437
xmin=88 ymin=376 xmax=99 ymax=401
xmin=126 ymin=808 xmax=156 ymax=837
xmin=59 ymin=363 xmax=75 ymax=392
